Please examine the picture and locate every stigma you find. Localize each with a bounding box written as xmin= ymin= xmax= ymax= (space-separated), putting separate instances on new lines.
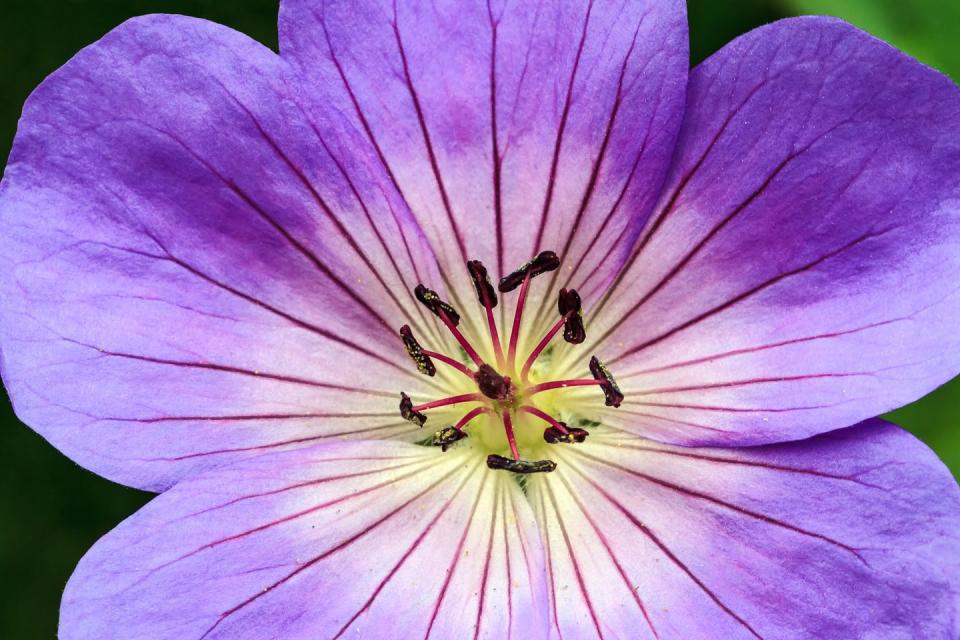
xmin=396 ymin=251 xmax=622 ymax=474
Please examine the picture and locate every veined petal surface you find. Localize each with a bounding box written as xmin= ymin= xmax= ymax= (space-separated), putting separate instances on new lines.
xmin=0 ymin=15 xmax=448 ymax=490
xmin=279 ymin=0 xmax=689 ymax=310
xmin=531 ymin=419 xmax=960 ymax=639
xmin=61 ymin=440 xmax=548 ymax=640
xmin=580 ymin=18 xmax=960 ymax=446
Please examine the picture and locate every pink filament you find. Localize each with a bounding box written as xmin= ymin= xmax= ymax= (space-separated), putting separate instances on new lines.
xmin=411 ymin=393 xmax=483 ymax=412
xmin=519 ymin=405 xmax=570 ymax=435
xmin=501 ymin=410 xmax=521 ymax=461
xmin=520 ymin=312 xmax=570 ymax=382
xmin=422 ymin=349 xmax=475 ymax=379
xmin=525 ymin=379 xmax=604 ymax=396
xmin=507 ymin=274 xmax=531 ymax=368
xmin=438 ymin=309 xmax=484 ymax=367
xmin=455 ymin=406 xmax=492 ymax=431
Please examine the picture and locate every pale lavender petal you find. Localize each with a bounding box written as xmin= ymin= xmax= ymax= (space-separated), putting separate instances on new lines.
xmin=531 ymin=420 xmax=960 ymax=638
xmin=61 ymin=440 xmax=548 ymax=640
xmin=0 ymin=15 xmax=450 ymax=491
xmin=578 ymin=18 xmax=960 ymax=445
xmin=279 ymin=0 xmax=688 ymax=306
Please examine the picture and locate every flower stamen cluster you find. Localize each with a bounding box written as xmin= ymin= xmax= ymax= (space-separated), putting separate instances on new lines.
xmin=398 ymin=251 xmax=623 ymax=473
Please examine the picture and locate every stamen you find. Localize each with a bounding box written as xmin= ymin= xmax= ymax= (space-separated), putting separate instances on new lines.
xmin=507 ymin=273 xmax=531 ymax=367
xmin=486 ymin=455 xmax=557 ymax=474
xmin=520 ymin=287 xmax=585 ymax=381
xmin=414 ymin=284 xmax=461 ymax=325
xmin=411 ymin=393 xmax=484 ymax=413
xmin=433 ymin=405 xmax=491 ymax=452
xmin=557 ymin=288 xmax=586 ymax=344
xmin=454 ymin=406 xmax=492 ymax=430
xmin=498 ymin=250 xmax=561 ymax=292
xmin=589 ymin=356 xmax=624 ymax=408
xmin=399 ymin=325 xmax=436 ymax=376
xmin=420 ymin=348 xmax=475 ymax=379
xmin=517 ymin=405 xmax=588 ymax=443
xmin=475 ymin=364 xmax=513 ymax=400
xmin=467 ymin=260 xmax=505 ymax=367
xmin=433 ymin=426 xmax=468 ymax=451
xmin=518 ymin=404 xmax=569 ymax=433
xmin=467 ymin=260 xmax=499 ymax=308
xmin=519 ymin=313 xmax=566 ymax=382
xmin=414 ymin=284 xmax=483 ymax=367
xmin=399 ymin=392 xmax=427 ymax=426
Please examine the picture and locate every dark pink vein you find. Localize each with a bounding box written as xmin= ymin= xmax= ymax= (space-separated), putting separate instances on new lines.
xmin=390 ymin=2 xmax=468 ymax=264
xmin=329 ymin=461 xmax=483 ymax=640
xmin=589 ymin=439 xmax=890 ymax=490
xmin=620 ymin=316 xmax=911 ymax=378
xmin=576 ymin=451 xmax=869 ymax=565
xmin=180 ymin=457 xmax=429 ymax=519
xmin=609 ymin=228 xmax=893 ymax=363
xmin=612 ymin=408 xmax=733 ymax=434
xmin=531 ymin=0 xmax=594 ymax=254
xmin=544 ymin=482 xmax=605 ymax=640
xmin=627 ymin=371 xmax=877 ymax=396
xmin=473 ymin=481 xmax=500 ymax=640
xmin=620 ymin=399 xmax=843 ymax=414
xmin=69 ymin=339 xmax=391 ymax=396
xmin=589 ymin=74 xmax=778 ymax=324
xmin=100 ymin=237 xmax=411 ymax=374
xmin=423 ymin=473 xmax=487 ymax=640
xmin=548 ymin=17 xmax=642 ymax=290
xmin=564 ymin=461 xmax=764 ymax=639
xmin=553 ymin=461 xmax=659 ymax=638
xmin=145 ymin=422 xmax=414 ymax=462
xmin=487 ymin=0 xmax=505 ymax=275
xmin=150 ymin=125 xmax=396 ymax=335
xmin=199 ymin=459 xmax=466 ymax=639
xmin=501 ymin=483 xmax=514 ymax=640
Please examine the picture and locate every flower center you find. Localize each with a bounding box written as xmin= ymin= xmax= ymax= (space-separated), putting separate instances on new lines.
xmin=397 ymin=251 xmax=623 ymax=474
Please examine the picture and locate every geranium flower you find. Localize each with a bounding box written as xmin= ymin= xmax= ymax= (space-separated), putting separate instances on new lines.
xmin=2 ymin=1 xmax=960 ymax=637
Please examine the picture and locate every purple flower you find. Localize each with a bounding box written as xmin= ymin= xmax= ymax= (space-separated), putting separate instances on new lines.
xmin=2 ymin=1 xmax=960 ymax=637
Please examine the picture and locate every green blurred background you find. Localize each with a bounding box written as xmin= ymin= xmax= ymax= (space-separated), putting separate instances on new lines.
xmin=0 ymin=1 xmax=957 ymax=637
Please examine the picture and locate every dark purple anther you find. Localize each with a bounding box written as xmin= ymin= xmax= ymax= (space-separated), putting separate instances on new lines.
xmin=414 ymin=284 xmax=461 ymax=325
xmin=399 ymin=391 xmax=427 ymax=426
xmin=498 ymin=250 xmax=561 ymax=292
xmin=399 ymin=325 xmax=436 ymax=376
xmin=433 ymin=426 xmax=469 ymax=452
xmin=486 ymin=455 xmax=557 ymax=474
xmin=467 ymin=260 xmax=498 ymax=308
xmin=589 ymin=356 xmax=624 ymax=408
xmin=543 ymin=425 xmax=589 ymax=444
xmin=557 ymin=288 xmax=586 ymax=344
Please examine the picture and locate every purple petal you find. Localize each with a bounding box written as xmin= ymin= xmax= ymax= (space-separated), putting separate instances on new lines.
xmin=531 ymin=419 xmax=960 ymax=638
xmin=581 ymin=18 xmax=960 ymax=446
xmin=61 ymin=440 xmax=548 ymax=639
xmin=0 ymin=15 xmax=454 ymax=490
xmin=279 ymin=0 xmax=688 ymax=299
